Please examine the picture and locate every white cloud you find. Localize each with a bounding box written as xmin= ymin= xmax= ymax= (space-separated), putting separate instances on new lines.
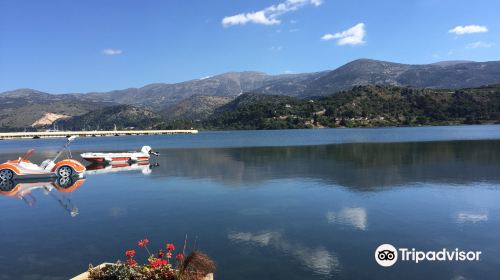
xmin=102 ymin=48 xmax=123 ymax=56
xmin=222 ymin=11 xmax=279 ymax=26
xmin=448 ymin=25 xmax=488 ymax=35
xmin=222 ymin=0 xmax=322 ymax=27
xmin=321 ymin=34 xmax=335 ymax=40
xmin=321 ymin=23 xmax=366 ymax=46
xmin=466 ymin=41 xmax=494 ymax=49
xmin=269 ymin=45 xmax=283 ymax=51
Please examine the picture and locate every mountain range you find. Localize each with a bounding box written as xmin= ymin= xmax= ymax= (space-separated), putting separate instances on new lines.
xmin=1 ymin=59 xmax=500 ymax=130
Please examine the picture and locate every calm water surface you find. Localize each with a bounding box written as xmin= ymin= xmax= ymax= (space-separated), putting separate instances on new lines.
xmin=1 ymin=126 xmax=500 ymax=280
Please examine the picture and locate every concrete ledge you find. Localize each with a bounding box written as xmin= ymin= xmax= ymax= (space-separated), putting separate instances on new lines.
xmin=70 ymin=263 xmax=214 ymax=280
xmin=70 ymin=263 xmax=114 ymax=280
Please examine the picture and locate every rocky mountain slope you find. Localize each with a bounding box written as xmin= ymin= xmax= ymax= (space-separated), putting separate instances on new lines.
xmin=257 ymin=59 xmax=500 ymax=96
xmin=74 ymin=71 xmax=311 ymax=109
xmin=56 ymin=105 xmax=164 ymax=130
xmin=0 ymin=89 xmax=103 ymax=130
xmin=162 ymin=95 xmax=234 ymax=120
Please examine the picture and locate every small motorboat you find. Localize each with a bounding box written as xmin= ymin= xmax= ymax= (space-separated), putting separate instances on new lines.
xmin=80 ymin=146 xmax=159 ymax=164
xmin=0 ymin=136 xmax=86 ymax=181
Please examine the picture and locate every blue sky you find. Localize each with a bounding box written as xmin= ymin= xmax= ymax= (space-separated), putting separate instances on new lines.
xmin=1 ymin=0 xmax=499 ymax=93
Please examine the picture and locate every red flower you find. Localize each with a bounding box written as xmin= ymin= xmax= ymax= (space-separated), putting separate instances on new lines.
xmin=176 ymin=253 xmax=185 ymax=261
xmin=125 ymin=250 xmax=136 ymax=258
xmin=166 ymin=243 xmax=175 ymax=251
xmin=138 ymin=239 xmax=149 ymax=247
xmin=166 ymin=252 xmax=172 ymax=259
xmin=126 ymin=259 xmax=137 ymax=266
xmin=150 ymin=258 xmax=167 ymax=268
xmin=157 ymin=249 xmax=165 ymax=258
xmin=150 ymin=259 xmax=160 ymax=268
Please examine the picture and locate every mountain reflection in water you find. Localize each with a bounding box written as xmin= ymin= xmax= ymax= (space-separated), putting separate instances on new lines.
xmin=149 ymin=141 xmax=500 ymax=189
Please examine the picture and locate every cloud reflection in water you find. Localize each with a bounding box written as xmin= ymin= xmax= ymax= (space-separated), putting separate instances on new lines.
xmin=326 ymin=207 xmax=367 ymax=231
xmin=228 ymin=231 xmax=340 ymax=276
xmin=455 ymin=212 xmax=488 ymax=223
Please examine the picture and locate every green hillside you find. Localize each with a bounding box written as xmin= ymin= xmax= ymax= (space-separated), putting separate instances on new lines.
xmin=203 ymin=85 xmax=500 ymax=129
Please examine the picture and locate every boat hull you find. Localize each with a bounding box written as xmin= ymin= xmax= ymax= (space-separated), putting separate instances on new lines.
xmin=81 ymin=154 xmax=150 ymax=164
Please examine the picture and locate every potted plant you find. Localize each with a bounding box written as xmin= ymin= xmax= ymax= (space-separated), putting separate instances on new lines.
xmin=73 ymin=238 xmax=215 ymax=280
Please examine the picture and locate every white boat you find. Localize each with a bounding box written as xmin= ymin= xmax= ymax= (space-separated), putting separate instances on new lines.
xmin=80 ymin=146 xmax=158 ymax=164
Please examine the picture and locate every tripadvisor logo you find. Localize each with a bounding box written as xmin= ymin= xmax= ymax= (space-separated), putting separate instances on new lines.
xmin=375 ymin=244 xmax=482 ymax=267
xmin=375 ymin=244 xmax=398 ymax=267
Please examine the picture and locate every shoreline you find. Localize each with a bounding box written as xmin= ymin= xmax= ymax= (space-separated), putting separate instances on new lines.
xmin=0 ymin=129 xmax=198 ymax=140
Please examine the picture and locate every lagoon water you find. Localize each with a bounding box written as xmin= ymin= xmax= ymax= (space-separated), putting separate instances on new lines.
xmin=1 ymin=125 xmax=500 ymax=280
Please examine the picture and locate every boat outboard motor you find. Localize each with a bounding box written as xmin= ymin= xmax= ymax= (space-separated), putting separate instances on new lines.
xmin=141 ymin=146 xmax=159 ymax=156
